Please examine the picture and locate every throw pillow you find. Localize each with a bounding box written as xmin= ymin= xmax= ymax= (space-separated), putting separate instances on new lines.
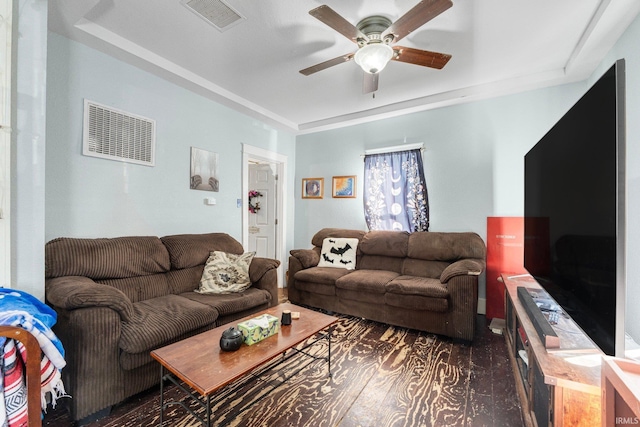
xmin=317 ymin=238 xmax=358 ymax=270
xmin=196 ymin=251 xmax=255 ymax=294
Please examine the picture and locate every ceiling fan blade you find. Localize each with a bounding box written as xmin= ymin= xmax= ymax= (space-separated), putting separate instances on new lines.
xmin=309 ymin=5 xmax=366 ymax=43
xmin=300 ymin=53 xmax=354 ymax=76
xmin=363 ymin=73 xmax=379 ymax=94
xmin=392 ymin=46 xmax=451 ymax=69
xmin=383 ymin=0 xmax=453 ymax=43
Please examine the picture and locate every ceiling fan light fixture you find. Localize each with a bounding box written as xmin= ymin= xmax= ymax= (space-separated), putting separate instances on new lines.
xmin=354 ymin=43 xmax=393 ymax=74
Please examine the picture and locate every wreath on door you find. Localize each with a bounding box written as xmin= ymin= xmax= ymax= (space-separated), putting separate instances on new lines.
xmin=248 ymin=190 xmax=263 ymax=214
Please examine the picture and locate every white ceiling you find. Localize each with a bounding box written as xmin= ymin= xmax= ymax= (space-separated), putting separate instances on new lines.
xmin=48 ymin=0 xmax=640 ymax=134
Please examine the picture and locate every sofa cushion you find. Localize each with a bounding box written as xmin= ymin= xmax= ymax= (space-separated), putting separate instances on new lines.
xmin=386 ymin=276 xmax=450 ymax=298
xmin=295 ymin=280 xmax=336 ymax=296
xmin=294 ymin=267 xmax=352 ymax=286
xmin=45 ymin=236 xmax=171 ymax=279
xmin=119 ymin=295 xmax=218 ymax=354
xmin=166 ymin=266 xmax=203 ymax=294
xmin=161 ymin=233 xmax=244 ymax=270
xmin=294 ymin=266 xmax=352 ymax=296
xmin=384 ymin=293 xmax=448 ymax=312
xmin=97 ymin=273 xmax=171 ymax=303
xmin=407 ymin=232 xmax=486 ymax=261
xmin=317 ymin=238 xmax=358 ymax=270
xmin=311 ymin=228 xmax=366 ymax=249
xmin=196 ymin=251 xmax=255 ymax=294
xmin=180 ymin=287 xmax=271 ymax=316
xmin=401 ymin=258 xmax=450 ymax=279
xmin=358 ymin=255 xmax=403 ymax=273
xmin=120 ymin=322 xmax=214 ymax=370
xmin=335 ymin=270 xmax=400 ymax=294
xmin=359 ymin=231 xmax=409 ymax=257
xmin=335 ymin=288 xmax=382 ymax=305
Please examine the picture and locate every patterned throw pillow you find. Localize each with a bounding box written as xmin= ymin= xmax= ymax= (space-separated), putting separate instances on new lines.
xmin=317 ymin=238 xmax=358 ymax=270
xmin=196 ymin=251 xmax=255 ymax=294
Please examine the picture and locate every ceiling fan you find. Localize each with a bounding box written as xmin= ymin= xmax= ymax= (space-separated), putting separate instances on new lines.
xmin=299 ymin=0 xmax=453 ymax=94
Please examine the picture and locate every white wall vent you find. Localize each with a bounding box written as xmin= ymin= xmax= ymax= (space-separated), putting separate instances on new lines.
xmin=83 ymin=100 xmax=155 ymax=167
xmin=181 ymin=0 xmax=245 ymax=32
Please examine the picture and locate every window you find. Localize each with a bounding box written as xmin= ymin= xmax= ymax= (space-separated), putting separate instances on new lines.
xmin=363 ymin=148 xmax=429 ymax=232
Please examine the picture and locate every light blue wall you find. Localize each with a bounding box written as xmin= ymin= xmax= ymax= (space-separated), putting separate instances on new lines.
xmin=295 ymin=84 xmax=586 ymax=304
xmin=599 ymin=15 xmax=640 ymax=345
xmin=45 ymin=33 xmax=296 ymax=255
xmin=295 ymin=13 xmax=640 ymax=345
xmin=295 ymin=85 xmax=586 ymax=245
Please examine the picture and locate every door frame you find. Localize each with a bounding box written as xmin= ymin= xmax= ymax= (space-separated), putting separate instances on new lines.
xmin=242 ymin=144 xmax=287 ymax=288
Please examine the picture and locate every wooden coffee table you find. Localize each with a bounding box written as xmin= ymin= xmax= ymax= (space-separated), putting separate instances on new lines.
xmin=151 ymin=303 xmax=338 ymax=426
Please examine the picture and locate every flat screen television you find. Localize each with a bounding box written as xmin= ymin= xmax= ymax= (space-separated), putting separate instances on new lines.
xmin=524 ymin=59 xmax=626 ymax=357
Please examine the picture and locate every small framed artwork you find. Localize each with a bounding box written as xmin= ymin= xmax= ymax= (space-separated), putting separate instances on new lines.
xmin=190 ymin=147 xmax=219 ymax=192
xmin=302 ymin=178 xmax=324 ymax=199
xmin=332 ymin=175 xmax=356 ymax=198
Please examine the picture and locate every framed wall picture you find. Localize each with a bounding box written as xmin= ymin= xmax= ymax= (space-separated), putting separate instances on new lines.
xmin=190 ymin=147 xmax=219 ymax=192
xmin=332 ymin=175 xmax=356 ymax=198
xmin=302 ymin=178 xmax=324 ymax=199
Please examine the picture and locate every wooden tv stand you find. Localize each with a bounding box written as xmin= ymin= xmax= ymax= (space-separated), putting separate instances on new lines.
xmin=502 ymin=274 xmax=603 ymax=427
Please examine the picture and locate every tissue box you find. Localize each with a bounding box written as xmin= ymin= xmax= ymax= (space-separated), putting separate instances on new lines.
xmin=237 ymin=314 xmax=279 ymax=345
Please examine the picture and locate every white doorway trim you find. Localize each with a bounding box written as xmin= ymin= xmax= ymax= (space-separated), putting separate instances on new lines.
xmin=0 ymin=1 xmax=12 ymax=289
xmin=242 ymin=144 xmax=287 ymax=288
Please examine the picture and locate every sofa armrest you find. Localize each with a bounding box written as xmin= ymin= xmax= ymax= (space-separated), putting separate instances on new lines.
xmin=289 ymin=249 xmax=319 ymax=269
xmin=440 ymin=259 xmax=486 ymax=283
xmin=46 ymin=276 xmax=134 ymax=322
xmin=249 ymin=257 xmax=280 ymax=283
xmin=51 ymin=305 xmax=124 ymax=420
xmin=442 ymin=261 xmax=484 ymax=341
xmin=249 ymin=257 xmax=280 ymax=307
xmin=443 ymin=273 xmax=480 ymax=341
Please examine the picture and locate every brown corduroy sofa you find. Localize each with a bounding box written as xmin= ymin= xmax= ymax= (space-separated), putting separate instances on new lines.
xmin=287 ymin=228 xmax=486 ymax=341
xmin=44 ymin=233 xmax=280 ymax=422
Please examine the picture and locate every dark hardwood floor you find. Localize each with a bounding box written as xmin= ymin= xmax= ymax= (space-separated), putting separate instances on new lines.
xmin=43 ymin=308 xmax=523 ymax=427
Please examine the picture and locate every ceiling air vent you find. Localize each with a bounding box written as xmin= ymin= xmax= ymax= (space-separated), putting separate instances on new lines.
xmin=181 ymin=0 xmax=245 ymax=32
xmin=83 ymin=100 xmax=155 ymax=167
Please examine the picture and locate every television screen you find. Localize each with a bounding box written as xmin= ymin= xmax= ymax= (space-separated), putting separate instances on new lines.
xmin=524 ymin=60 xmax=625 ymax=356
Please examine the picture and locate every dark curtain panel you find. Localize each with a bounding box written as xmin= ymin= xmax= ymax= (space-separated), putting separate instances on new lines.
xmin=363 ymin=149 xmax=429 ymax=232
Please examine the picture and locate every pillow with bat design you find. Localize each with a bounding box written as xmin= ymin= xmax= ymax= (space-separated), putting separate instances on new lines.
xmin=317 ymin=238 xmax=358 ymax=270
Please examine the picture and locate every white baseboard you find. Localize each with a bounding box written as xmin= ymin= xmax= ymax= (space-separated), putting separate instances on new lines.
xmin=477 ymin=298 xmax=486 ymax=315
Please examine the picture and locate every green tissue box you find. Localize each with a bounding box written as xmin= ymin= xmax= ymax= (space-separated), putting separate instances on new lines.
xmin=237 ymin=314 xmax=279 ymax=345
